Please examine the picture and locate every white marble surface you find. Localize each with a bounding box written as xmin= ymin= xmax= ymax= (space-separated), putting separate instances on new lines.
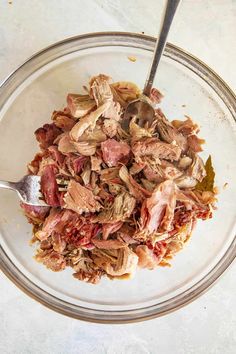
xmin=0 ymin=1 xmax=235 ymax=353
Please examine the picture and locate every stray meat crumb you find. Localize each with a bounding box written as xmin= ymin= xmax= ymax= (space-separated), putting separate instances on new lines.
xmin=128 ymin=56 xmax=137 ymax=62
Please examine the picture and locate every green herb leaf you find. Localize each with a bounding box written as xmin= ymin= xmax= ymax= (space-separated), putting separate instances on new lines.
xmin=196 ymin=155 xmax=215 ymax=192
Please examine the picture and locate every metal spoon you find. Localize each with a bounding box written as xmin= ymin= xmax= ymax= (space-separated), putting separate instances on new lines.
xmin=123 ymin=0 xmax=181 ymax=130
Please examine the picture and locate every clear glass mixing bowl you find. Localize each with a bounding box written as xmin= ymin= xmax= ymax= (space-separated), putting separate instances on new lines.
xmin=0 ymin=32 xmax=235 ymax=323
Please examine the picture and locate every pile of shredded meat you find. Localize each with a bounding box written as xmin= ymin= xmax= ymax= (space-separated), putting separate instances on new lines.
xmin=21 ymin=74 xmax=217 ymax=284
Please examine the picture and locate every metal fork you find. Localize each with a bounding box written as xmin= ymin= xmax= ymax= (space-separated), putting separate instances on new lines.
xmin=0 ymin=175 xmax=48 ymax=206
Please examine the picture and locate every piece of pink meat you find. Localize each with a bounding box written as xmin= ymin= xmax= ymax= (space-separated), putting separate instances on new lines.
xmin=102 ymin=221 xmax=123 ymax=240
xmin=48 ymin=145 xmax=65 ymax=167
xmin=20 ymin=203 xmax=50 ymax=223
xmin=41 ymin=165 xmax=60 ymax=206
xmin=101 ymin=139 xmax=130 ymax=167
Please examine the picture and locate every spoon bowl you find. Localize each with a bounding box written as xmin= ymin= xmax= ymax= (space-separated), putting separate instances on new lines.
xmin=122 ymin=97 xmax=155 ymax=130
xmin=123 ymin=0 xmax=181 ymax=130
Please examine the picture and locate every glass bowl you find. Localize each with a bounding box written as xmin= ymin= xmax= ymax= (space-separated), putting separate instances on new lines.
xmin=0 ymin=32 xmax=235 ymax=323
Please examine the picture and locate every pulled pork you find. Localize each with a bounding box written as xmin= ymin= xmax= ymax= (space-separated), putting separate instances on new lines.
xmin=22 ymin=74 xmax=216 ymax=284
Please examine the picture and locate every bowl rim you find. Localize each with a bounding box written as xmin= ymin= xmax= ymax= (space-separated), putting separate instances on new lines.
xmin=0 ymin=31 xmax=235 ymax=323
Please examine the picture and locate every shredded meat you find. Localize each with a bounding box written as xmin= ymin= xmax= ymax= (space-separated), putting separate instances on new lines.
xmin=102 ymin=221 xmax=123 ymax=240
xmin=48 ymin=145 xmax=65 ymax=167
xmin=110 ymin=81 xmax=141 ymax=106
xmin=175 ymin=175 xmax=197 ymax=189
xmin=155 ymin=109 xmax=187 ymax=150
xmin=135 ymin=244 xmax=166 ymax=269
xmin=35 ymin=212 xmax=58 ymax=241
xmin=172 ymin=116 xmax=199 ymax=136
xmin=187 ymin=152 xmax=206 ymax=182
xmin=67 ymin=94 xmax=96 ymax=118
xmin=91 ymin=238 xmax=126 ymax=249
xmin=132 ymin=137 xmax=181 ymax=162
xmin=102 ymin=119 xmax=119 ymax=138
xmin=149 ymin=88 xmax=163 ymax=104
xmin=41 ymin=165 xmax=60 ymax=206
xmin=28 ymin=152 xmax=45 ymax=175
xmin=129 ymin=118 xmax=152 ymax=141
xmin=101 ymin=139 xmax=130 ymax=167
xmin=178 ymin=156 xmax=192 ymax=169
xmin=35 ymin=123 xmax=62 ymax=150
xmin=187 ymin=135 xmax=205 ymax=152
xmin=119 ymin=165 xmax=151 ymax=201
xmin=57 ymin=133 xmax=78 ymax=154
xmin=35 ymin=250 xmax=66 ymax=272
xmin=140 ymin=180 xmax=176 ymax=234
xmin=94 ymin=191 xmax=136 ymax=223
xmin=90 ymin=74 xmax=112 ymax=102
xmin=52 ymin=110 xmax=76 ymax=131
xmin=65 ymin=155 xmax=87 ymax=175
xmin=70 ymin=102 xmax=110 ymax=141
xmin=91 ymin=156 xmax=102 ymax=171
xmin=20 ymin=203 xmax=50 ymax=224
xmin=92 ymin=247 xmax=139 ymax=277
xmin=73 ymin=269 xmax=103 ymax=284
xmin=63 ymin=179 xmax=102 ymax=214
xmin=22 ymin=74 xmax=216 ymax=284
xmin=143 ymin=161 xmax=182 ymax=183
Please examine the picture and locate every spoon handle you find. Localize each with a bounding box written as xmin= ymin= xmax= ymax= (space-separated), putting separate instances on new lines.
xmin=143 ymin=0 xmax=181 ymax=96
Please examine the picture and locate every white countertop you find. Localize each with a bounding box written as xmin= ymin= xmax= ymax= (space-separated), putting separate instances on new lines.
xmin=0 ymin=1 xmax=235 ymax=353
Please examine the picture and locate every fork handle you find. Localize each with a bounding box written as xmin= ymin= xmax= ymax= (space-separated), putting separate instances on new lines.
xmin=0 ymin=180 xmax=17 ymax=191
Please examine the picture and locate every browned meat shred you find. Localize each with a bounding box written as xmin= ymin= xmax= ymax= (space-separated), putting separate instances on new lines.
xmin=20 ymin=203 xmax=50 ymax=224
xmin=155 ymin=109 xmax=187 ymax=151
xmin=149 ymin=88 xmax=163 ymax=104
xmin=35 ymin=123 xmax=62 ymax=150
xmin=132 ymin=138 xmax=181 ymax=162
xmin=21 ymin=74 xmax=216 ymax=283
xmin=52 ymin=110 xmax=76 ymax=131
